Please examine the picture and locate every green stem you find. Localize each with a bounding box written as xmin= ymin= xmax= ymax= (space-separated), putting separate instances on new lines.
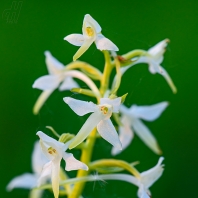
xmin=100 ymin=50 xmax=114 ymax=96
xmin=111 ymin=49 xmax=147 ymax=67
xmin=111 ymin=56 xmax=121 ymax=94
xmin=68 ymin=128 xmax=97 ymax=198
xmin=65 ymin=61 xmax=102 ymax=80
xmin=89 ymin=159 xmax=141 ymax=179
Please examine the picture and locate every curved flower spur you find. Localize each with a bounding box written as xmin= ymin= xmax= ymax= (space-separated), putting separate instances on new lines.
xmin=63 ymin=97 xmax=122 ymax=150
xmin=64 ymin=14 xmax=119 ymax=61
xmin=36 ymin=131 xmax=88 ymax=198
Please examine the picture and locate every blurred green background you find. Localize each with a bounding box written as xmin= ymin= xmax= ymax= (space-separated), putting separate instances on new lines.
xmin=1 ymin=0 xmax=198 ymax=197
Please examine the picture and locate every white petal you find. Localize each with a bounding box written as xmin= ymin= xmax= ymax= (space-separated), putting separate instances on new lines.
xmin=129 ymin=102 xmax=168 ymax=121
xmin=32 ymin=75 xmax=61 ymax=90
xmin=132 ymin=119 xmax=161 ymax=154
xmin=64 ymin=34 xmax=84 ymax=46
xmin=63 ymin=152 xmax=88 ymax=171
xmin=100 ymin=97 xmax=121 ymax=113
xmin=73 ymin=38 xmax=94 ymax=61
xmin=84 ymin=14 xmax=101 ymax=33
xmin=69 ymin=111 xmax=104 ymax=149
xmin=32 ymin=141 xmax=49 ymax=174
xmin=7 ymin=173 xmax=37 ymax=191
xmin=95 ymin=34 xmax=119 ymax=51
xmin=97 ymin=119 xmax=122 ymax=150
xmin=37 ymin=131 xmax=65 ymax=150
xmin=158 ymin=66 xmax=177 ymax=93
xmin=51 ymin=160 xmax=61 ymax=198
xmin=149 ymin=61 xmax=161 ymax=74
xmin=111 ymin=115 xmax=134 ymax=155
xmin=44 ymin=51 xmax=64 ymax=75
xmin=63 ymin=97 xmax=97 ymax=116
xmin=148 ymin=39 xmax=168 ymax=57
xmin=59 ymin=76 xmax=79 ymax=91
xmin=33 ymin=90 xmax=55 ymax=115
xmin=37 ymin=161 xmax=52 ymax=186
xmin=140 ymin=157 xmax=164 ymax=189
xmin=138 ymin=184 xmax=150 ymax=198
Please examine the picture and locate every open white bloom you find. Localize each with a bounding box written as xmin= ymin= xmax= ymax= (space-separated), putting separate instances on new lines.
xmin=112 ymin=102 xmax=168 ymax=155
xmin=64 ymin=14 xmax=119 ymax=61
xmin=36 ymin=131 xmax=88 ymax=198
xmin=121 ymin=39 xmax=177 ymax=93
xmin=6 ymin=141 xmax=49 ymax=198
xmin=136 ymin=157 xmax=164 ymax=198
xmin=32 ymin=51 xmax=79 ymax=114
xmin=63 ymin=97 xmax=122 ymax=150
xmin=59 ymin=157 xmax=164 ymax=198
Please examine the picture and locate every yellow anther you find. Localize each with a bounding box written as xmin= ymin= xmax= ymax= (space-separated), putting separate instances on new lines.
xmin=86 ymin=27 xmax=94 ymax=36
xmin=48 ymin=147 xmax=56 ymax=155
xmin=100 ymin=106 xmax=108 ymax=114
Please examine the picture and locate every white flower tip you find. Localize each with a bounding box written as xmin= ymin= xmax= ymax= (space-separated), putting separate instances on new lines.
xmin=158 ymin=156 xmax=165 ymax=165
xmin=63 ymin=97 xmax=70 ymax=104
xmin=36 ymin=131 xmax=43 ymax=137
xmin=44 ymin=51 xmax=51 ymax=57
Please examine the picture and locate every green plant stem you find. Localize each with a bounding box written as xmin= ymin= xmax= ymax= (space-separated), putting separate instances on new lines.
xmin=68 ymin=128 xmax=97 ymax=198
xmin=100 ymin=50 xmax=113 ymax=96
xmin=89 ymin=159 xmax=141 ymax=179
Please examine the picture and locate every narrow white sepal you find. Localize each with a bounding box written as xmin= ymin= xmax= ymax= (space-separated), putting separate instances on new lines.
xmin=63 ymin=97 xmax=97 ymax=116
xmin=32 ymin=141 xmax=49 ymax=174
xmin=44 ymin=51 xmax=64 ymax=75
xmin=129 ymin=102 xmax=168 ymax=121
xmin=95 ymin=34 xmax=119 ymax=51
xmin=32 ymin=75 xmax=61 ymax=90
xmin=64 ymin=34 xmax=84 ymax=46
xmin=37 ymin=161 xmax=52 ymax=187
xmin=111 ymin=116 xmax=134 ymax=155
xmin=132 ymin=119 xmax=161 ymax=154
xmin=97 ymin=118 xmax=122 ymax=150
xmin=6 ymin=173 xmax=37 ymax=191
xmin=63 ymin=153 xmax=88 ymax=171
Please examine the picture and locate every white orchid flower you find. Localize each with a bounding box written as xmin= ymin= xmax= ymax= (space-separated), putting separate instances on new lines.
xmin=32 ymin=51 xmax=79 ymax=114
xmin=122 ymin=39 xmax=177 ymax=93
xmin=136 ymin=157 xmax=164 ymax=198
xmin=57 ymin=157 xmax=164 ymax=198
xmin=6 ymin=141 xmax=49 ymax=198
xmin=36 ymin=131 xmax=88 ymax=198
xmin=63 ymin=97 xmax=122 ymax=150
xmin=112 ymin=102 xmax=168 ymax=155
xmin=64 ymin=14 xmax=119 ymax=61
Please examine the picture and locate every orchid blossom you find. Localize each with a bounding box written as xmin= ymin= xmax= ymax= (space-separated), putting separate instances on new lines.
xmin=6 ymin=141 xmax=49 ymax=198
xmin=36 ymin=131 xmax=88 ymax=198
xmin=121 ymin=39 xmax=177 ymax=93
xmin=63 ymin=97 xmax=122 ymax=150
xmin=112 ymin=102 xmax=168 ymax=155
xmin=32 ymin=51 xmax=79 ymax=114
xmin=64 ymin=14 xmax=118 ymax=61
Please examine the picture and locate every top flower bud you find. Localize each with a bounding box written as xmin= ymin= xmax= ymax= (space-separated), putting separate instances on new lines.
xmin=64 ymin=14 xmax=119 ymax=61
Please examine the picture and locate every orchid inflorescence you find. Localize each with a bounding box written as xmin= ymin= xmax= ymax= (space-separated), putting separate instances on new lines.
xmin=7 ymin=14 xmax=177 ymax=198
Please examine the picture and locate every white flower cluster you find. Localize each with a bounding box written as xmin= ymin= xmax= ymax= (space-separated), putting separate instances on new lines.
xmin=7 ymin=14 xmax=176 ymax=198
